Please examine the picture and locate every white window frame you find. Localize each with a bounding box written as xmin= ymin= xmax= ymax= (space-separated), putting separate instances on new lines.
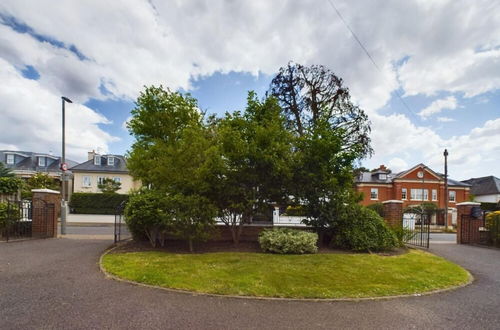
xmin=94 ymin=155 xmax=101 ymax=165
xmin=97 ymin=176 xmax=106 ymax=185
xmin=401 ymin=188 xmax=407 ymax=200
xmin=370 ymin=188 xmax=378 ymax=200
xmin=410 ymin=189 xmax=428 ymax=201
xmin=82 ymin=176 xmax=92 ymax=187
xmin=107 ymin=156 xmax=114 ymax=166
xmin=113 ymin=177 xmax=121 ymax=183
xmin=449 ymin=191 xmax=456 ymax=202
xmin=38 ymin=157 xmax=46 ymax=167
xmin=379 ymin=174 xmax=387 ymax=180
xmin=432 ymin=189 xmax=438 ymax=201
xmin=6 ymin=154 xmax=14 ymax=164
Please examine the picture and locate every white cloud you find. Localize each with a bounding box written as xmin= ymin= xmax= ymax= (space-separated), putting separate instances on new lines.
xmin=418 ymin=96 xmax=458 ymax=119
xmin=0 ymin=58 xmax=117 ymax=162
xmin=0 ymin=0 xmax=499 ymax=173
xmin=366 ymin=114 xmax=500 ymax=179
xmin=388 ymin=157 xmax=409 ymax=173
xmin=436 ymin=117 xmax=455 ymax=122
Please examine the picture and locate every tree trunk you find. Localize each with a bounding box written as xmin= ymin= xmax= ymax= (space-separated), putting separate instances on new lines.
xmin=188 ymin=238 xmax=193 ymax=253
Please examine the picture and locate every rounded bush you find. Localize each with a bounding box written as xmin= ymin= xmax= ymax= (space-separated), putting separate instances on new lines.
xmin=332 ymin=205 xmax=397 ymax=252
xmin=259 ymin=228 xmax=318 ymax=254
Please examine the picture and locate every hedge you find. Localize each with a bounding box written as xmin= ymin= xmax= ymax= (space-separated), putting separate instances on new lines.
xmin=481 ymin=202 xmax=500 ymax=212
xmin=259 ymin=228 xmax=318 ymax=254
xmin=69 ymin=193 xmax=129 ymax=214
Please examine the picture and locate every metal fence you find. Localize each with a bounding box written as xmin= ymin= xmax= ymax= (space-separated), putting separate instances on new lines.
xmin=402 ymin=212 xmax=430 ymax=248
xmin=114 ymin=201 xmax=131 ymax=243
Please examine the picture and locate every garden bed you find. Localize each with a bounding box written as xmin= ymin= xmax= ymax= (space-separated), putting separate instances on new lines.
xmin=101 ymin=248 xmax=470 ymax=299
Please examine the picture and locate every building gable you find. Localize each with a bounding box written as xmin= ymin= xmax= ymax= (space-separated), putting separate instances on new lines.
xmin=396 ymin=164 xmax=442 ymax=181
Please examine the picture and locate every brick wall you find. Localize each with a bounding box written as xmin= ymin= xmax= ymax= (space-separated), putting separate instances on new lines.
xmin=32 ymin=189 xmax=60 ymax=238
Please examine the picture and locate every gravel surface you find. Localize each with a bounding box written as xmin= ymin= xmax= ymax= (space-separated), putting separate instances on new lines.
xmin=1 ymin=237 xmax=499 ymax=329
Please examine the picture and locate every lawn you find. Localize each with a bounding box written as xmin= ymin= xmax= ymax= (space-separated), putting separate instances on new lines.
xmin=101 ymin=249 xmax=470 ymax=299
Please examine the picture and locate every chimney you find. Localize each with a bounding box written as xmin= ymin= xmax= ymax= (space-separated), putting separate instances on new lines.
xmin=379 ymin=165 xmax=387 ymax=171
xmin=88 ymin=150 xmax=96 ymax=161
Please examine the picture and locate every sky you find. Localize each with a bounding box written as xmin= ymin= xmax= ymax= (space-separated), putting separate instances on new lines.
xmin=0 ymin=0 xmax=499 ymax=180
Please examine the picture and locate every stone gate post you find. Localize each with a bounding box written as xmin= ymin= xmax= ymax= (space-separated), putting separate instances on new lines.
xmin=382 ymin=200 xmax=403 ymax=227
xmin=456 ymin=202 xmax=481 ymax=244
xmin=32 ymin=189 xmax=61 ymax=238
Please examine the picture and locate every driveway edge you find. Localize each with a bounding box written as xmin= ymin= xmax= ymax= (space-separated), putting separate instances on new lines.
xmin=99 ymin=244 xmax=474 ymax=303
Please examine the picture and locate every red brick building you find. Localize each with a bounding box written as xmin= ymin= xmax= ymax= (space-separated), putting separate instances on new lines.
xmin=355 ymin=164 xmax=470 ymax=226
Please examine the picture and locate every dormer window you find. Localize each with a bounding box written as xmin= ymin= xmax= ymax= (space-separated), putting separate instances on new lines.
xmin=94 ymin=155 xmax=101 ymax=165
xmin=38 ymin=157 xmax=46 ymax=167
xmin=379 ymin=174 xmax=387 ymax=180
xmin=6 ymin=154 xmax=14 ymax=164
xmin=107 ymin=156 xmax=114 ymax=166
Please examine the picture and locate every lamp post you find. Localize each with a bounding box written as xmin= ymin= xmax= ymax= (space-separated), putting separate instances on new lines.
xmin=444 ymin=149 xmax=449 ymax=230
xmin=61 ymin=96 xmax=72 ymax=235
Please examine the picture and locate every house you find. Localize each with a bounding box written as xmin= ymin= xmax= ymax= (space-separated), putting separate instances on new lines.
xmin=355 ymin=164 xmax=471 ymax=226
xmin=70 ymin=151 xmax=140 ymax=194
xmin=0 ymin=150 xmax=76 ymax=181
xmin=461 ymin=176 xmax=500 ymax=203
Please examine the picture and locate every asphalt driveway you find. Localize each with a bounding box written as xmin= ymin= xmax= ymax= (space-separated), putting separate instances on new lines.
xmin=1 ymin=237 xmax=499 ymax=329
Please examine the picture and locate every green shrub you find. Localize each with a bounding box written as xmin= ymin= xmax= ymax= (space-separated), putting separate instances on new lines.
xmin=69 ymin=193 xmax=129 ymax=214
xmin=390 ymin=225 xmax=415 ymax=247
xmin=367 ymin=202 xmax=384 ymax=217
xmin=284 ymin=205 xmax=307 ymax=216
xmin=124 ymin=192 xmax=171 ymax=246
xmin=0 ymin=202 xmax=20 ymax=230
xmin=332 ymin=205 xmax=397 ymax=252
xmin=481 ymin=203 xmax=500 ymax=212
xmin=259 ymin=228 xmax=318 ymax=254
xmin=485 ymin=211 xmax=500 ymax=247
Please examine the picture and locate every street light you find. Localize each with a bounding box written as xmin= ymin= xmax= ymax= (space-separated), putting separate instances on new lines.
xmin=444 ymin=149 xmax=449 ymax=230
xmin=61 ymin=96 xmax=72 ymax=235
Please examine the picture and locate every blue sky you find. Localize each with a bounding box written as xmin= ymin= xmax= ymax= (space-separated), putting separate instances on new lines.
xmin=0 ymin=1 xmax=499 ymax=179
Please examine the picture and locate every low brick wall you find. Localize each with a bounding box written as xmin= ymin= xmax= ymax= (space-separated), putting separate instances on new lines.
xmin=382 ymin=200 xmax=403 ymax=227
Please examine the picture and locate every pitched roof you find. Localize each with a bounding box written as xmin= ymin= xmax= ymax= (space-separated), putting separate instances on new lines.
xmin=0 ymin=150 xmax=77 ymax=173
xmin=462 ymin=176 xmax=500 ymax=196
xmin=69 ymin=155 xmax=129 ymax=173
xmin=356 ymin=163 xmax=470 ymax=187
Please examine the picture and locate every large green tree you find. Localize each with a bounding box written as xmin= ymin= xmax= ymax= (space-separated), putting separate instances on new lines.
xmin=269 ymin=63 xmax=372 ymax=234
xmin=127 ymin=86 xmax=216 ymax=249
xmin=203 ymin=92 xmax=293 ymax=244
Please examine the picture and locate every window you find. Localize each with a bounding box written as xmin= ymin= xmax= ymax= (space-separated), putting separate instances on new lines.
xmin=370 ymin=188 xmax=378 ymax=200
xmin=379 ymin=174 xmax=387 ymax=180
xmin=6 ymin=154 xmax=14 ymax=164
xmin=401 ymin=188 xmax=407 ymax=200
xmin=38 ymin=157 xmax=46 ymax=167
xmin=411 ymin=189 xmax=428 ymax=201
xmin=432 ymin=189 xmax=438 ymax=201
xmin=82 ymin=176 xmax=91 ymax=187
xmin=94 ymin=155 xmax=101 ymax=165
xmin=449 ymin=191 xmax=456 ymax=202
xmin=107 ymin=156 xmax=114 ymax=166
xmin=97 ymin=177 xmax=106 ymax=185
xmin=113 ymin=177 xmax=121 ymax=183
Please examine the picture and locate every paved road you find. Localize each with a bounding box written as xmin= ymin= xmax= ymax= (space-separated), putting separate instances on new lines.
xmin=1 ymin=237 xmax=499 ymax=329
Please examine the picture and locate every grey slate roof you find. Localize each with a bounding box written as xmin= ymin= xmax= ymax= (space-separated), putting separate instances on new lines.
xmin=69 ymin=155 xmax=129 ymax=173
xmin=462 ymin=176 xmax=500 ymax=196
xmin=0 ymin=150 xmax=77 ymax=173
xmin=356 ymin=163 xmax=470 ymax=188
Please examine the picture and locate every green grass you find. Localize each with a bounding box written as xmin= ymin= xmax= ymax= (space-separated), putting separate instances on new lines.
xmin=102 ymin=250 xmax=470 ymax=299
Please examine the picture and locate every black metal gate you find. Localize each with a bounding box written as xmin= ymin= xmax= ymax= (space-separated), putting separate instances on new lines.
xmin=114 ymin=201 xmax=130 ymax=243
xmin=1 ymin=199 xmax=54 ymax=242
xmin=402 ymin=211 xmax=430 ymax=248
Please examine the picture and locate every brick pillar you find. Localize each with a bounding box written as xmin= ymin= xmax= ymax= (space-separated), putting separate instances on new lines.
xmin=32 ymin=189 xmax=61 ymax=238
xmin=456 ymin=202 xmax=480 ymax=244
xmin=382 ymin=200 xmax=403 ymax=227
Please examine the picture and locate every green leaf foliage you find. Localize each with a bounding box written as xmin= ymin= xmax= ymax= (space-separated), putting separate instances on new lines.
xmin=69 ymin=193 xmax=128 ymax=214
xmin=97 ymin=178 xmax=122 ymax=194
xmin=332 ymin=205 xmax=397 ymax=252
xmin=259 ymin=228 xmax=318 ymax=254
xmin=0 ymin=163 xmax=15 ymax=177
xmin=0 ymin=177 xmax=24 ymax=194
